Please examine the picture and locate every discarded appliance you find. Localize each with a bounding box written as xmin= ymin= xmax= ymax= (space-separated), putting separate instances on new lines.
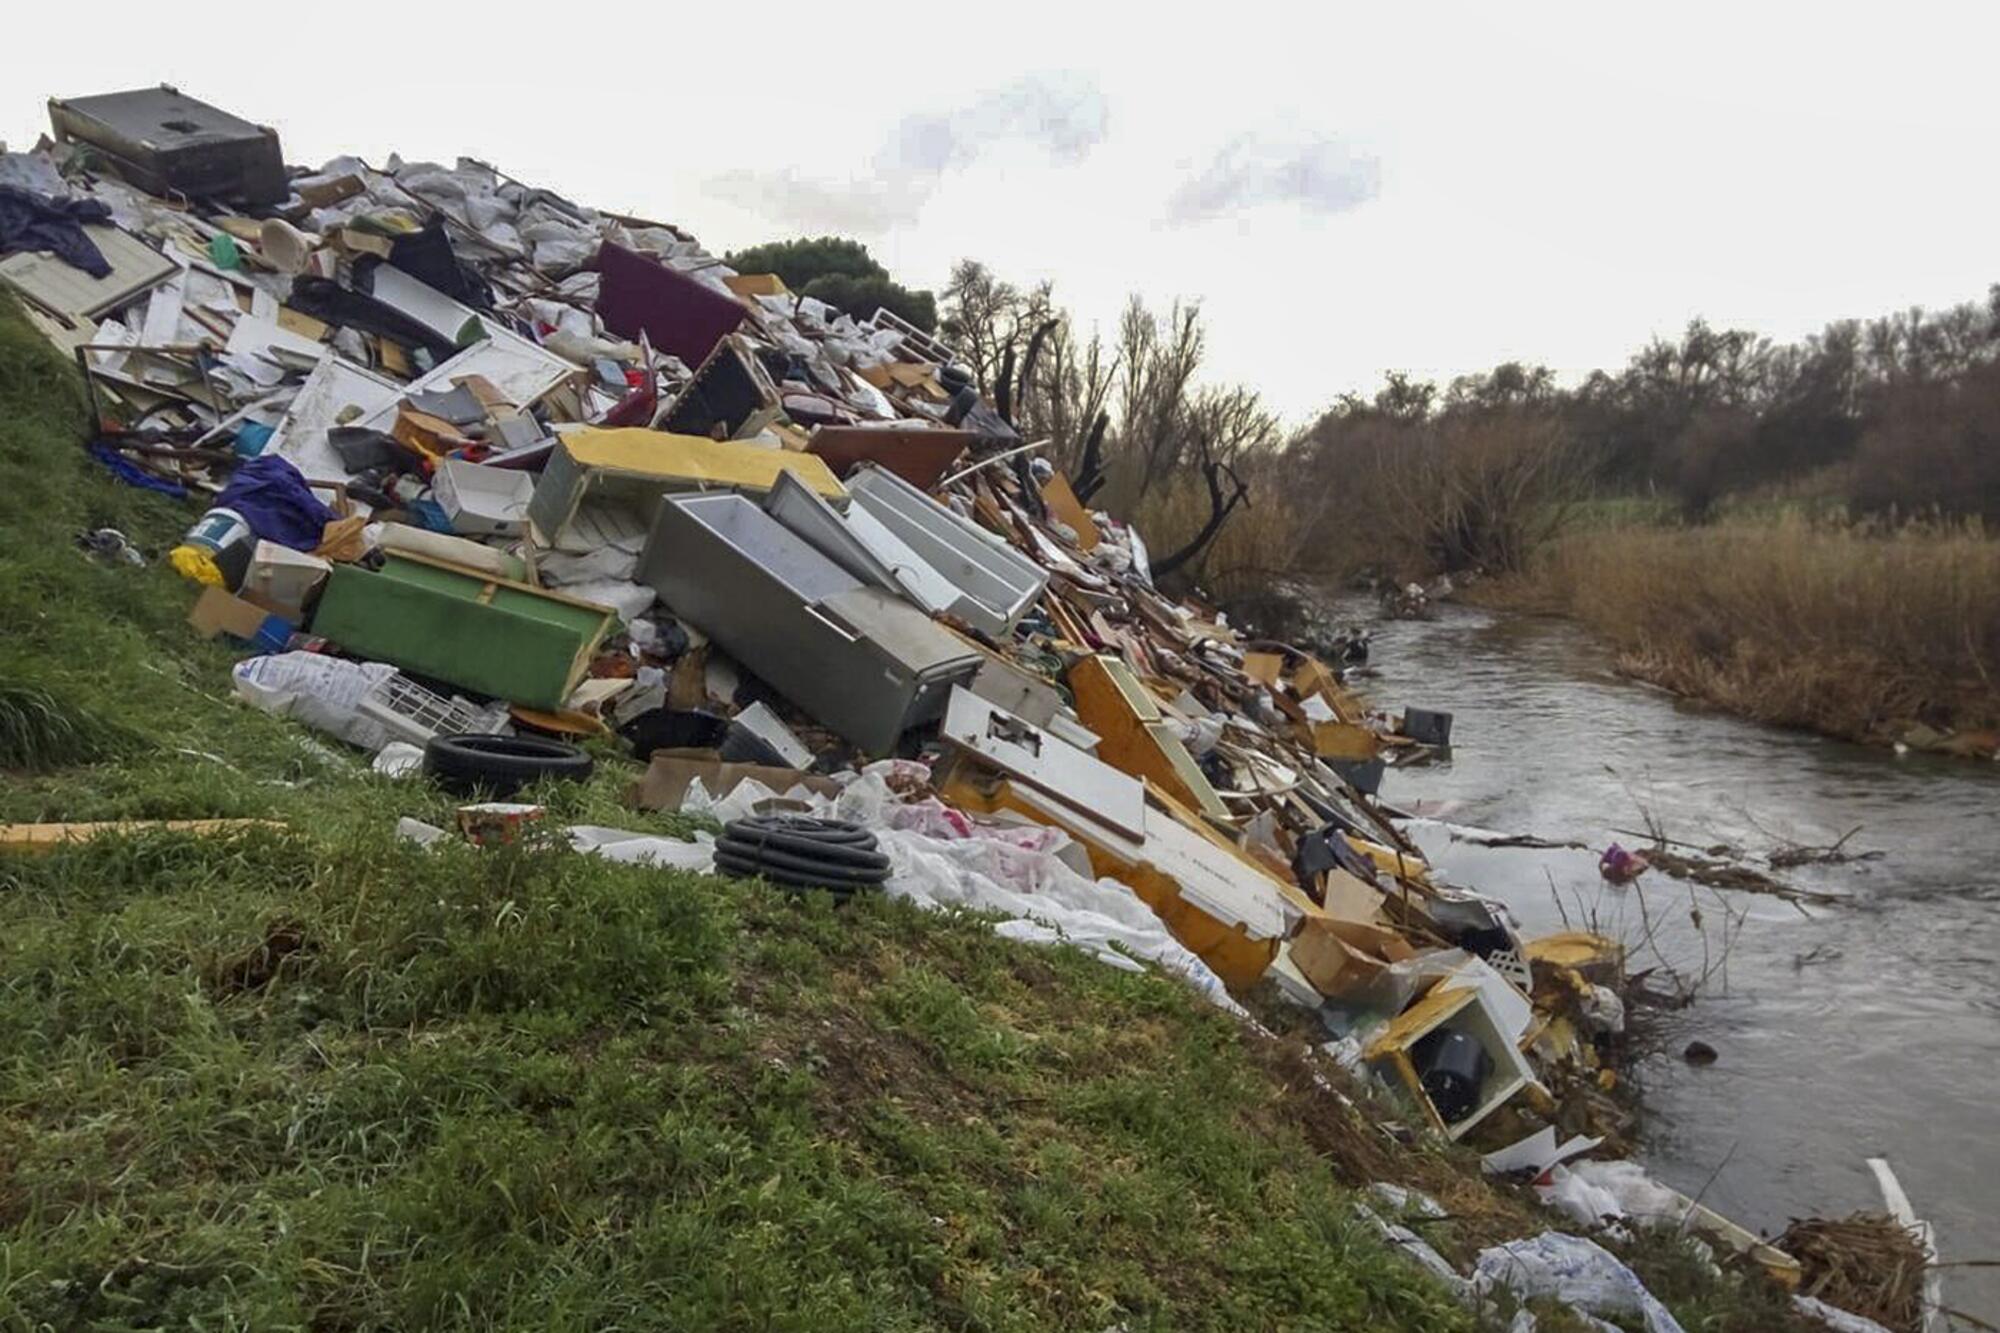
xmin=1066 ymin=654 xmax=1232 ymax=827
xmin=935 ymin=690 xmax=1302 ymax=988
xmin=635 ymin=493 xmax=981 ymax=755
xmin=47 ymin=86 xmax=286 ymax=206
xmin=846 ymin=462 xmax=1048 ymax=638
xmin=1402 ymin=707 xmax=1454 ymax=747
xmin=1366 ymin=980 xmax=1544 ymax=1139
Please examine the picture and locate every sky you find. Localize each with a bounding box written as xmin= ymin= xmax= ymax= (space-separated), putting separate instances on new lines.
xmin=5 ymin=2 xmax=1997 ymax=424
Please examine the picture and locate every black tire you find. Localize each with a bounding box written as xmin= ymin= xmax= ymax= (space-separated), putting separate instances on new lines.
xmin=424 ymin=733 xmax=594 ymax=797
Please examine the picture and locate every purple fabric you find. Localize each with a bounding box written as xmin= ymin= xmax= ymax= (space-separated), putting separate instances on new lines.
xmin=216 ymin=455 xmax=335 ymax=551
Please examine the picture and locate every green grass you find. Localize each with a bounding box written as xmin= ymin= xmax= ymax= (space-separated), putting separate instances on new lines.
xmin=0 ymin=821 xmax=1485 ymax=1330
xmin=0 ymin=291 xmax=1804 ymax=1330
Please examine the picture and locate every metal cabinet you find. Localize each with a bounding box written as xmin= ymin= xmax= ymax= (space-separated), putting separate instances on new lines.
xmin=636 ymin=493 xmax=980 ymax=755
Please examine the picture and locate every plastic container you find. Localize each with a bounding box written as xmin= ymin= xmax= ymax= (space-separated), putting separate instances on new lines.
xmin=182 ymin=506 xmax=257 ymax=589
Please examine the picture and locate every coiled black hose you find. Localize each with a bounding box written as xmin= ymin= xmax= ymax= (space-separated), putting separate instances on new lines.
xmin=714 ymin=815 xmax=890 ymax=899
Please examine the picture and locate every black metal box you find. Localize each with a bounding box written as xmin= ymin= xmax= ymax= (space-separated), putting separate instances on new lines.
xmin=48 ymin=86 xmax=286 ymax=206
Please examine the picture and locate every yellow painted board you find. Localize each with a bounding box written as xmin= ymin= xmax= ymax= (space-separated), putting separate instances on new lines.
xmin=722 ymin=273 xmax=790 ymax=298
xmin=1523 ymin=931 xmax=1624 ymax=971
xmin=2 ymin=820 xmax=284 ymax=854
xmin=559 ymin=427 xmax=847 ymax=501
xmin=1068 ymin=655 xmax=1234 ymax=826
xmin=940 ymin=771 xmax=1283 ymax=988
xmin=1039 ymin=471 xmax=1099 ymax=551
xmin=1312 ymin=721 xmax=1381 ymax=761
xmin=1242 ymin=651 xmax=1284 ymax=686
xmin=1344 ymin=834 xmax=1431 ymax=884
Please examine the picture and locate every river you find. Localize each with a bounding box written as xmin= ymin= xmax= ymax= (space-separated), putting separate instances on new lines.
xmin=1354 ymin=602 xmax=2000 ymax=1322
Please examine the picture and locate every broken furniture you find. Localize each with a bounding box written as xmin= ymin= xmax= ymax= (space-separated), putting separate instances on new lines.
xmin=660 ymin=334 xmax=782 ymax=440
xmin=594 ymin=240 xmax=746 ymax=369
xmin=806 ymin=425 xmax=975 ymax=490
xmin=1365 ymin=981 xmax=1544 ymax=1140
xmin=311 ymin=551 xmax=616 ymax=710
xmin=636 ymin=493 xmax=981 ymax=755
xmin=1066 ymin=654 xmax=1232 ymax=827
xmin=527 ymin=426 xmax=845 ymax=554
xmin=935 ymin=689 xmax=1301 ymax=988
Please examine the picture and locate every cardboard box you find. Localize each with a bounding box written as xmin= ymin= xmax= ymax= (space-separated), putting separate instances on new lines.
xmin=1242 ymin=651 xmax=1284 ymax=686
xmin=630 ymin=749 xmax=840 ymax=813
xmin=1311 ymin=721 xmax=1382 ymax=761
xmin=240 ymin=541 xmax=331 ymax=620
xmin=433 ymin=457 xmax=536 ymax=537
xmin=188 ymin=586 xmax=292 ymax=648
xmin=1289 ymin=915 xmax=1417 ymax=1000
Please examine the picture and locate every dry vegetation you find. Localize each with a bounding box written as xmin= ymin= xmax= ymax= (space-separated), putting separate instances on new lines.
xmin=1485 ymin=516 xmax=2000 ymax=745
xmin=934 ymin=260 xmax=2000 ymax=740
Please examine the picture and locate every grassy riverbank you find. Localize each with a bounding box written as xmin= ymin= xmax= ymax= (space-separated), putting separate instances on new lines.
xmin=0 ymin=292 xmax=1817 ymax=1330
xmin=1474 ymin=515 xmax=2000 ymax=753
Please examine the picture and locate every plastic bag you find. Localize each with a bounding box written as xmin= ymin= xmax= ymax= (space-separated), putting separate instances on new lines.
xmin=1473 ymin=1233 xmax=1685 ymax=1333
xmin=232 ymin=652 xmax=396 ymax=751
xmin=683 ymin=761 xmax=1248 ymax=1015
xmin=1792 ymin=1296 xmax=1892 ymax=1333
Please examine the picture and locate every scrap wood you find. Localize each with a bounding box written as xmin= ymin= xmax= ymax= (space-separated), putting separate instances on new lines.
xmin=1453 ymin=830 xmax=1591 ymax=851
xmin=1770 ymin=825 xmax=1884 ymax=869
xmin=1776 ymin=1213 xmax=1929 ymax=1333
xmin=2 ymin=820 xmax=285 ymax=854
xmin=1639 ymin=846 xmax=1840 ymax=904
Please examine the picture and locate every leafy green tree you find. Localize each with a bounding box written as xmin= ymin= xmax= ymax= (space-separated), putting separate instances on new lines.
xmin=722 ymin=237 xmax=938 ymax=332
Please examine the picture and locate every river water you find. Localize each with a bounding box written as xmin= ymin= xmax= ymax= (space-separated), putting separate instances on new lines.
xmin=1354 ymin=603 xmax=2000 ymax=1321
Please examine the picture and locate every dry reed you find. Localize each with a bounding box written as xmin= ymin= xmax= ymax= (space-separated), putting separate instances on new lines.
xmin=1485 ymin=516 xmax=2000 ymax=746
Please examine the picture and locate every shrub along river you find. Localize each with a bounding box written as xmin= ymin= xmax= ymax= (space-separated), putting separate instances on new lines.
xmin=1355 ymin=602 xmax=2000 ymax=1321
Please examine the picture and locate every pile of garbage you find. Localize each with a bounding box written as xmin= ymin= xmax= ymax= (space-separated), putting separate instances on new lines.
xmin=2 ymin=87 xmax=1932 ymax=1333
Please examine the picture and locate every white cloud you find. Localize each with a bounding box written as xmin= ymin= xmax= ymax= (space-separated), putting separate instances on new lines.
xmin=706 ymin=71 xmax=1108 ymax=234
xmin=1165 ymin=133 xmax=1381 ymax=225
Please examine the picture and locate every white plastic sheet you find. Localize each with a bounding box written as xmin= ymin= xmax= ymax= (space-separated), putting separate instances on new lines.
xmin=1355 ymin=1204 xmax=1473 ymax=1303
xmin=554 ymin=578 xmax=656 ymax=624
xmin=1793 ymin=1296 xmax=1892 ymax=1333
xmin=568 ymin=826 xmax=716 ymax=871
xmin=681 ymin=762 xmax=1249 ymax=1016
xmin=1473 ymin=1233 xmax=1685 ymax=1333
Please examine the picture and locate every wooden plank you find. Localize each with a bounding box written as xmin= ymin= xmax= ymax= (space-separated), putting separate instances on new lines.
xmin=2 ymin=820 xmax=283 ymax=855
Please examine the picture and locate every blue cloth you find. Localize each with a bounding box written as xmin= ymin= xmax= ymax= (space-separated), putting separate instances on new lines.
xmin=216 ymin=454 xmax=335 ymax=551
xmin=0 ymin=185 xmax=113 ymax=277
xmin=89 ymin=443 xmax=186 ymax=498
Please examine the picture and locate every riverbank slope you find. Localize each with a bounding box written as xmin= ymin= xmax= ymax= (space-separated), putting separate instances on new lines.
xmin=0 ymin=292 xmax=1813 ymax=1330
xmin=1470 ymin=516 xmax=2000 ymax=757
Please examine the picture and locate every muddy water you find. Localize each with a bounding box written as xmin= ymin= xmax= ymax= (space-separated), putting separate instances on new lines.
xmin=1354 ymin=604 xmax=2000 ymax=1320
